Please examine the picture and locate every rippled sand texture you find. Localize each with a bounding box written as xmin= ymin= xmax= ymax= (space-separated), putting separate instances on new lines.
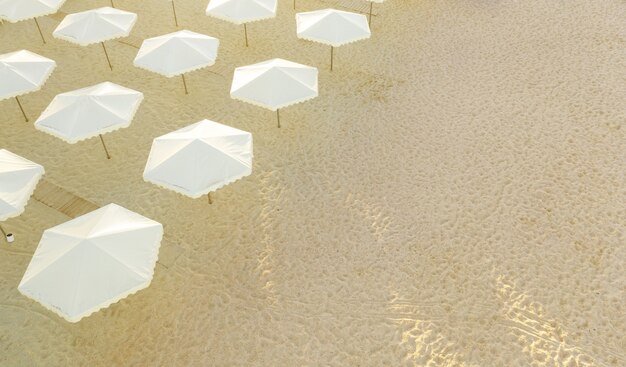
xmin=1 ymin=0 xmax=626 ymax=365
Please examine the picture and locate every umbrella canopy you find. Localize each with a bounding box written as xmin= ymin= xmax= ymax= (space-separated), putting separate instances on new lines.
xmin=144 ymin=120 xmax=253 ymax=198
xmin=205 ymin=0 xmax=276 ymax=25
xmin=0 ymin=149 xmax=44 ymax=221
xmin=18 ymin=203 xmax=163 ymax=323
xmin=231 ymin=58 xmax=318 ymax=111
xmin=133 ymin=30 xmax=220 ymax=77
xmin=0 ymin=0 xmax=66 ymax=22
xmin=296 ymin=9 xmax=370 ymax=47
xmin=34 ymin=81 xmax=143 ymax=144
xmin=52 ymin=7 xmax=137 ymax=46
xmin=0 ymin=49 xmax=56 ymax=101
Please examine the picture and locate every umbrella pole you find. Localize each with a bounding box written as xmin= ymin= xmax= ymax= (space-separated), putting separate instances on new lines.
xmin=330 ymin=46 xmax=334 ymax=71
xmin=207 ymin=193 xmax=212 ymax=204
xmin=110 ymin=0 xmax=115 ymax=7
xmin=101 ymin=42 xmax=113 ymax=70
xmin=34 ymin=18 xmax=46 ymax=44
xmin=181 ymin=74 xmax=189 ymax=94
xmin=243 ymin=23 xmax=249 ymax=47
xmin=293 ymin=0 xmax=296 ymax=9
xmin=172 ymin=0 xmax=179 ymax=27
xmin=0 ymin=224 xmax=12 ymax=243
xmin=276 ymin=109 xmax=281 ymax=128
xmin=368 ymin=2 xmax=373 ymax=26
xmin=99 ymin=134 xmax=111 ymax=159
xmin=15 ymin=97 xmax=28 ymax=122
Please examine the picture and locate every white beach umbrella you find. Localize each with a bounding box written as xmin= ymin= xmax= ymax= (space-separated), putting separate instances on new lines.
xmin=134 ymin=30 xmax=219 ymax=94
xmin=144 ymin=120 xmax=252 ymax=203
xmin=34 ymin=81 xmax=143 ymax=159
xmin=0 ymin=149 xmax=44 ymax=242
xmin=296 ymin=9 xmax=370 ymax=70
xmin=0 ymin=49 xmax=56 ymax=122
xmin=231 ymin=58 xmax=318 ymax=128
xmin=18 ymin=203 xmax=163 ymax=323
xmin=0 ymin=0 xmax=66 ymax=43
xmin=53 ymin=7 xmax=137 ymax=70
xmin=205 ymin=0 xmax=277 ymax=47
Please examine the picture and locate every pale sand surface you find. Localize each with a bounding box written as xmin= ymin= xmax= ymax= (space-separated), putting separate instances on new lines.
xmin=1 ymin=0 xmax=626 ymax=365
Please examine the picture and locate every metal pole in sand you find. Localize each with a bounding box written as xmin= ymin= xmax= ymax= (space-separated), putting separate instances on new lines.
xmin=101 ymin=42 xmax=113 ymax=70
xmin=181 ymin=74 xmax=189 ymax=94
xmin=276 ymin=109 xmax=281 ymax=128
xmin=0 ymin=225 xmax=13 ymax=243
xmin=368 ymin=2 xmax=373 ymax=26
xmin=172 ymin=0 xmax=179 ymax=27
xmin=207 ymin=192 xmax=213 ymax=204
xmin=15 ymin=97 xmax=28 ymax=122
xmin=243 ymin=23 xmax=249 ymax=47
xmin=34 ymin=18 xmax=46 ymax=44
xmin=99 ymin=134 xmax=111 ymax=159
xmin=330 ymin=46 xmax=334 ymax=71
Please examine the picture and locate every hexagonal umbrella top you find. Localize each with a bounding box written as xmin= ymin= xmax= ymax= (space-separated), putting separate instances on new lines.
xmin=0 ymin=0 xmax=66 ymax=22
xmin=53 ymin=7 xmax=138 ymax=70
xmin=205 ymin=0 xmax=276 ymax=46
xmin=18 ymin=203 xmax=163 ymax=323
xmin=133 ymin=30 xmax=219 ymax=94
xmin=0 ymin=0 xmax=67 ymax=43
xmin=0 ymin=49 xmax=56 ymax=121
xmin=296 ymin=8 xmax=370 ymax=70
xmin=0 ymin=149 xmax=44 ymax=221
xmin=230 ymin=58 xmax=318 ymax=127
xmin=296 ymin=9 xmax=370 ymax=47
xmin=53 ymin=7 xmax=137 ymax=46
xmin=34 ymin=81 xmax=143 ymax=159
xmin=143 ymin=119 xmax=253 ymax=202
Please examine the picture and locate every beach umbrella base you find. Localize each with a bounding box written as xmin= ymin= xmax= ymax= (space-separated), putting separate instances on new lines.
xmin=0 ymin=225 xmax=14 ymax=243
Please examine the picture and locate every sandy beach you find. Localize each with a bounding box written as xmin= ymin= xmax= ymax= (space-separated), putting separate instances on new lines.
xmin=1 ymin=0 xmax=625 ymax=365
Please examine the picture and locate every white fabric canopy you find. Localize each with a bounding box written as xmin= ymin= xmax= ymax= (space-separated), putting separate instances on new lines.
xmin=296 ymin=9 xmax=371 ymax=47
xmin=0 ymin=49 xmax=56 ymax=100
xmin=34 ymin=81 xmax=143 ymax=144
xmin=144 ymin=120 xmax=253 ymax=198
xmin=18 ymin=203 xmax=163 ymax=323
xmin=206 ymin=0 xmax=276 ymax=25
xmin=0 ymin=0 xmax=66 ymax=23
xmin=0 ymin=149 xmax=44 ymax=221
xmin=134 ymin=30 xmax=219 ymax=77
xmin=52 ymin=7 xmax=137 ymax=46
xmin=231 ymin=58 xmax=318 ymax=111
